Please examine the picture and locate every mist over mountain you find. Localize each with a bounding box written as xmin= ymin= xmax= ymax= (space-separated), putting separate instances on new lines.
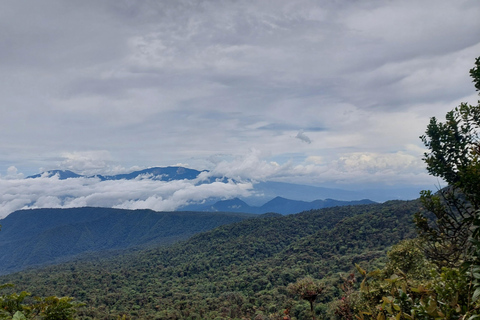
xmin=183 ymin=196 xmax=375 ymax=215
xmin=26 ymin=166 xmax=207 ymax=182
xmin=17 ymin=167 xmax=418 ymax=218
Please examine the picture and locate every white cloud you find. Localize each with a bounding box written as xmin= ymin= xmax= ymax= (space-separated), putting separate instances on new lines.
xmin=4 ymin=166 xmax=24 ymax=180
xmin=0 ymin=174 xmax=253 ymax=218
xmin=57 ymin=151 xmax=115 ymax=175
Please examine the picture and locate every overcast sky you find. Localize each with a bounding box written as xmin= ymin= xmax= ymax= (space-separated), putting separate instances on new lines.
xmin=1 ymin=0 xmax=480 ymax=204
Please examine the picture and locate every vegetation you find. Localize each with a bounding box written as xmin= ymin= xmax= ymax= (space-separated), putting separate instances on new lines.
xmin=0 ymin=251 xmax=83 ymax=319
xmin=0 ymin=207 xmax=255 ymax=274
xmin=0 ymin=201 xmax=419 ymax=319
xmin=287 ymin=277 xmax=323 ymax=320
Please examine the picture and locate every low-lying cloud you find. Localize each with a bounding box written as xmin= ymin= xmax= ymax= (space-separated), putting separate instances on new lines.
xmin=0 ymin=174 xmax=253 ymax=218
xmin=0 ymin=148 xmax=438 ymax=218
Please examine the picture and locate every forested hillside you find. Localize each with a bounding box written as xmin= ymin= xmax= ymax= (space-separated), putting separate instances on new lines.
xmin=0 ymin=200 xmax=419 ymax=319
xmin=0 ymin=207 xmax=255 ymax=274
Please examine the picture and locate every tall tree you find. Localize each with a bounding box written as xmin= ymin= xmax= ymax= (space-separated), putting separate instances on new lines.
xmin=287 ymin=277 xmax=323 ymax=320
xmin=416 ymin=56 xmax=480 ymax=267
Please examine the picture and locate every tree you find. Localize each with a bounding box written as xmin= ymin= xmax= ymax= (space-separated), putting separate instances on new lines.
xmin=420 ymin=55 xmax=480 ymax=204
xmin=415 ymin=55 xmax=480 ymax=268
xmin=471 ymin=56 xmax=480 ymax=92
xmin=287 ymin=277 xmax=323 ymax=320
xmin=414 ymin=55 xmax=480 ymax=317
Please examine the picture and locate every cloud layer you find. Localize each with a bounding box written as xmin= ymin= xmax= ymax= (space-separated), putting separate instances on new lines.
xmin=0 ymin=148 xmax=436 ymax=217
xmin=0 ymin=172 xmax=253 ymax=218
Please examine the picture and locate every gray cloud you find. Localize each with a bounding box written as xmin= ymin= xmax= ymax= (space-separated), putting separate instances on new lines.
xmin=295 ymin=130 xmax=312 ymax=144
xmin=0 ymin=0 xmax=478 ymax=193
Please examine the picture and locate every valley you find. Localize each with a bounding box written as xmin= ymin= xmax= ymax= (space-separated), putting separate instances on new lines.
xmin=0 ymin=200 xmax=419 ymax=319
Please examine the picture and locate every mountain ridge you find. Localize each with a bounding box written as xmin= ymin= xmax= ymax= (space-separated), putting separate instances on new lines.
xmin=26 ymin=166 xmax=206 ymax=181
xmin=184 ymin=196 xmax=376 ymax=214
xmin=0 ymin=207 xmax=256 ymax=275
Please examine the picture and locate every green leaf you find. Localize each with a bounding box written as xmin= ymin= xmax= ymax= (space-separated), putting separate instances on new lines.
xmin=12 ymin=311 xmax=27 ymax=320
xmin=472 ymin=287 xmax=480 ymax=302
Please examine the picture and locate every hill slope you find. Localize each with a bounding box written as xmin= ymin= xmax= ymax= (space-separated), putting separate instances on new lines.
xmin=0 ymin=207 xmax=255 ymax=274
xmin=0 ymin=200 xmax=420 ymax=319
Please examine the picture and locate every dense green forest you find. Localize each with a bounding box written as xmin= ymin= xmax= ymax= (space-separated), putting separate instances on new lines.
xmin=0 ymin=200 xmax=419 ymax=319
xmin=0 ymin=207 xmax=256 ymax=274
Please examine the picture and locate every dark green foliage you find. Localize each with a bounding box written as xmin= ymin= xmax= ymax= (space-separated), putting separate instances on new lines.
xmin=287 ymin=277 xmax=323 ymax=320
xmin=0 ymin=207 xmax=255 ymax=274
xmin=420 ymin=101 xmax=480 ymax=208
xmin=0 ymin=201 xmax=419 ymax=319
xmin=471 ymin=56 xmax=480 ymax=92
xmin=415 ymin=188 xmax=473 ymax=267
xmin=415 ymin=56 xmax=480 ymax=270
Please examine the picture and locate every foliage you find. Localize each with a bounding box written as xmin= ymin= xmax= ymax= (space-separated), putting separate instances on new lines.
xmin=34 ymin=296 xmax=80 ymax=320
xmin=346 ymin=238 xmax=474 ymax=320
xmin=420 ymin=56 xmax=480 ymax=313
xmin=416 ymin=55 xmax=480 ymax=249
xmin=0 ymin=201 xmax=419 ymax=319
xmin=0 ymin=284 xmax=82 ymax=320
xmin=329 ymin=273 xmax=356 ymax=320
xmin=471 ymin=56 xmax=480 ymax=92
xmin=416 ymin=61 xmax=480 ymax=267
xmin=415 ymin=188 xmax=473 ymax=267
xmin=0 ymin=207 xmax=255 ymax=275
xmin=287 ymin=277 xmax=323 ymax=320
xmin=416 ymin=98 xmax=480 ymax=267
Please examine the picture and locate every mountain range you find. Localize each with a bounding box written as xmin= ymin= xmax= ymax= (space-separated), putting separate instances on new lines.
xmin=26 ymin=166 xmax=207 ymax=182
xmin=183 ymin=196 xmax=375 ymax=214
xmin=25 ymin=166 xmax=423 ymax=206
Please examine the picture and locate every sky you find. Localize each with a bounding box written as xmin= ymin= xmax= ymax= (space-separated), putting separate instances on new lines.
xmin=1 ymin=0 xmax=480 ymax=216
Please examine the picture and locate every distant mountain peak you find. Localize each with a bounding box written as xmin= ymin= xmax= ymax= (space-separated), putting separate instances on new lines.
xmin=26 ymin=170 xmax=82 ymax=179
xmin=26 ymin=166 xmax=205 ymax=181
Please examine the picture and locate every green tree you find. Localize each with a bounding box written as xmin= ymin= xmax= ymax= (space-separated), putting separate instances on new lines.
xmin=471 ymin=56 xmax=480 ymax=92
xmin=407 ymin=55 xmax=480 ymax=317
xmin=416 ymin=55 xmax=480 ymax=268
xmin=287 ymin=277 xmax=323 ymax=320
